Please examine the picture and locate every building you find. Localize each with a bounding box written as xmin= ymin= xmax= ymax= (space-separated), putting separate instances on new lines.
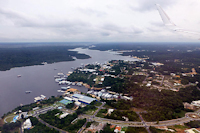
xmin=114 ymin=126 xmax=121 ymax=133
xmin=59 ymin=99 xmax=73 ymax=105
xmin=72 ymin=94 xmax=97 ymax=104
xmin=107 ymin=109 xmax=114 ymax=115
xmin=19 ymin=112 xmax=28 ymax=119
xmin=64 ymin=96 xmax=73 ymax=101
xmin=185 ymin=128 xmax=200 ymax=133
xmin=191 ymin=100 xmax=200 ymax=107
xmin=60 ymin=113 xmax=69 ymax=119
xmin=23 ymin=119 xmax=32 ymax=129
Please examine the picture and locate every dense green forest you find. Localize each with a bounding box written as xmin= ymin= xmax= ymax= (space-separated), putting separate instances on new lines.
xmin=0 ymin=45 xmax=90 ymax=71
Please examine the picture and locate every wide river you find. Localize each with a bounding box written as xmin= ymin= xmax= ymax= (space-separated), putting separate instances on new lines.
xmin=0 ymin=48 xmax=137 ymax=116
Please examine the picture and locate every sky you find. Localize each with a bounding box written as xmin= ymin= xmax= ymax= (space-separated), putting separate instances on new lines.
xmin=0 ymin=0 xmax=200 ymax=42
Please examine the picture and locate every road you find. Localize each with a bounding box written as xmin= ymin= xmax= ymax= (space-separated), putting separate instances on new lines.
xmin=142 ymin=74 xmax=149 ymax=84
xmin=160 ymin=75 xmax=165 ymax=86
xmin=30 ymin=102 xmax=200 ymax=133
xmin=136 ymin=112 xmax=151 ymax=133
xmin=36 ymin=115 xmax=67 ymax=133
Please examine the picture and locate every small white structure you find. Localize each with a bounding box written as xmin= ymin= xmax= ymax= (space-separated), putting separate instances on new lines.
xmin=107 ymin=109 xmax=114 ymax=115
xmin=191 ymin=100 xmax=200 ymax=107
xmin=146 ymin=83 xmax=151 ymax=87
xmin=60 ymin=113 xmax=69 ymax=119
xmin=75 ymin=101 xmax=81 ymax=106
xmin=23 ymin=119 xmax=32 ymax=129
xmin=185 ymin=128 xmax=200 ymax=133
xmin=64 ymin=96 xmax=73 ymax=101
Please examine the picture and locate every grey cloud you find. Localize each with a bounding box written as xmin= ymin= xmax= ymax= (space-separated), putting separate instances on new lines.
xmin=78 ymin=8 xmax=107 ymax=17
xmin=101 ymin=32 xmax=110 ymax=36
xmin=0 ymin=8 xmax=91 ymax=28
xmin=130 ymin=0 xmax=176 ymax=11
xmin=102 ymin=24 xmax=122 ymax=33
xmin=150 ymin=21 xmax=164 ymax=27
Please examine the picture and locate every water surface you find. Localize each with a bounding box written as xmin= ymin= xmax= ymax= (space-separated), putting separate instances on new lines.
xmin=0 ymin=48 xmax=137 ymax=116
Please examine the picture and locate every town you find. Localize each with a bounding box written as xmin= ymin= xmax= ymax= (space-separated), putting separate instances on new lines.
xmin=1 ymin=59 xmax=200 ymax=133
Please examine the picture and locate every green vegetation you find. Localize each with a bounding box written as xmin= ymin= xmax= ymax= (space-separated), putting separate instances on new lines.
xmin=66 ymin=118 xmax=86 ymax=133
xmin=0 ymin=45 xmax=90 ymax=71
xmin=76 ymin=105 xmax=97 ymax=115
xmin=24 ymin=117 xmax=59 ymax=133
xmin=65 ymin=102 xmax=75 ymax=109
xmin=96 ymin=109 xmax=108 ymax=117
xmin=67 ymin=71 xmax=96 ymax=86
xmin=185 ymin=120 xmax=200 ymax=128
xmin=90 ymin=101 xmax=102 ymax=106
xmin=105 ymin=99 xmax=132 ymax=110
xmin=106 ymin=110 xmax=140 ymax=121
xmin=0 ymin=120 xmax=21 ymax=133
xmin=39 ymin=109 xmax=78 ymax=131
xmin=149 ymin=126 xmax=168 ymax=133
xmin=125 ymin=127 xmax=147 ymax=133
xmin=86 ymin=121 xmax=94 ymax=128
xmin=100 ymin=123 xmax=114 ymax=133
xmin=91 ymin=42 xmax=200 ymax=74
xmin=1 ymin=96 xmax=62 ymax=119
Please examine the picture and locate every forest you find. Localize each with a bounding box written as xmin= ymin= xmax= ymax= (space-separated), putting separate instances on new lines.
xmin=0 ymin=45 xmax=90 ymax=71
xmin=91 ymin=42 xmax=200 ymax=74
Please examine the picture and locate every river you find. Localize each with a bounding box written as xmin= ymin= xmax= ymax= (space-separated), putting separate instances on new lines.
xmin=0 ymin=48 xmax=138 ymax=116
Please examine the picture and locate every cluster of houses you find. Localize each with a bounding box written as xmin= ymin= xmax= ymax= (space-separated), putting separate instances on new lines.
xmin=87 ymin=89 xmax=133 ymax=101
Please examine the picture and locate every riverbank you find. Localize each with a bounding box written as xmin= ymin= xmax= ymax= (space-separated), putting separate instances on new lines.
xmin=0 ymin=47 xmax=137 ymax=117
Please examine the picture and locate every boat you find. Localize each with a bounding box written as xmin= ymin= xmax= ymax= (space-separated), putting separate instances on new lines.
xmin=25 ymin=91 xmax=32 ymax=94
xmin=17 ymin=75 xmax=21 ymax=77
xmin=57 ymin=90 xmax=65 ymax=93
xmin=61 ymin=86 xmax=70 ymax=91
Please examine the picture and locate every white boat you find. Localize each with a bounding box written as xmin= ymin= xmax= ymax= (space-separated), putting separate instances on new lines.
xmin=25 ymin=91 xmax=32 ymax=94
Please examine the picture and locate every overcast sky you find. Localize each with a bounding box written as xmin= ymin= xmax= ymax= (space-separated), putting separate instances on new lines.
xmin=0 ymin=0 xmax=200 ymax=42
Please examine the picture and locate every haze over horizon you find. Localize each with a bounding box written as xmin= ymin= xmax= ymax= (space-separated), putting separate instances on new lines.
xmin=0 ymin=0 xmax=200 ymax=42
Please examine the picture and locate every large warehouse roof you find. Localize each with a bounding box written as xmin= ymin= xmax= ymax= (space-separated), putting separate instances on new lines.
xmin=72 ymin=94 xmax=96 ymax=104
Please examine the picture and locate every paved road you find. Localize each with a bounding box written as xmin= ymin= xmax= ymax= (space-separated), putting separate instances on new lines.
xmin=33 ymin=106 xmax=55 ymax=117
xmin=142 ymin=74 xmax=149 ymax=84
xmin=36 ymin=115 xmax=67 ymax=133
xmin=160 ymin=75 xmax=165 ymax=86
xmin=77 ymin=119 xmax=88 ymax=133
xmin=136 ymin=112 xmax=151 ymax=133
xmin=31 ymin=102 xmax=200 ymax=133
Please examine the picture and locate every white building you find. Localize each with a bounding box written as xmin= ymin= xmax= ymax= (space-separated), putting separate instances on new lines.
xmin=185 ymin=128 xmax=200 ymax=133
xmin=23 ymin=119 xmax=32 ymax=129
xmin=60 ymin=113 xmax=69 ymax=119
xmin=191 ymin=100 xmax=200 ymax=107
xmin=64 ymin=96 xmax=73 ymax=101
xmin=107 ymin=109 xmax=114 ymax=115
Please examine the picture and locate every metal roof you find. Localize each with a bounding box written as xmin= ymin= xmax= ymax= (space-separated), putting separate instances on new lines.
xmin=72 ymin=94 xmax=96 ymax=104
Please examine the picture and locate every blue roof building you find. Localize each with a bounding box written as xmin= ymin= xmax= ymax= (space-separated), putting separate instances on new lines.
xmin=72 ymin=94 xmax=97 ymax=104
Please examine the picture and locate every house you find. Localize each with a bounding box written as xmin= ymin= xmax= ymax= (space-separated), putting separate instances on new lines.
xmin=185 ymin=128 xmax=200 ymax=133
xmin=114 ymin=126 xmax=121 ymax=133
xmin=23 ymin=119 xmax=32 ymax=129
xmin=191 ymin=100 xmax=200 ymax=107
xmin=107 ymin=109 xmax=114 ymax=115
